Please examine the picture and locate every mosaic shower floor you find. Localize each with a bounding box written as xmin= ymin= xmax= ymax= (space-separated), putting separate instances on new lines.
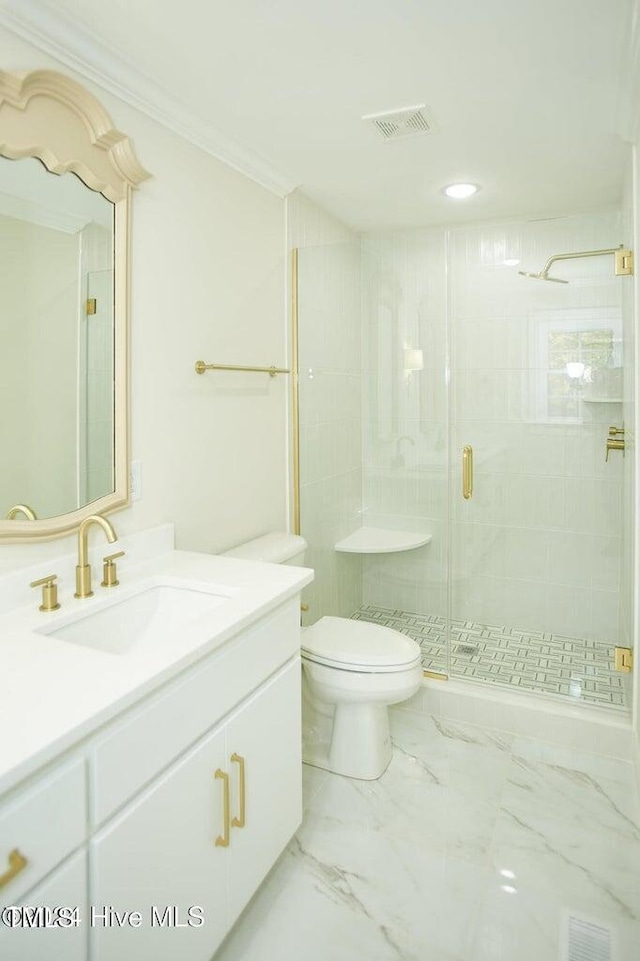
xmin=352 ymin=605 xmax=627 ymax=711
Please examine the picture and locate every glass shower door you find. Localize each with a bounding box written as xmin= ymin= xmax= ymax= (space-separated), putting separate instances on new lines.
xmin=447 ymin=216 xmax=631 ymax=712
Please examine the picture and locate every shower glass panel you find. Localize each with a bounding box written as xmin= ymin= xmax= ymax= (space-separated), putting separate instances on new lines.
xmin=356 ymin=231 xmax=450 ymax=677
xmin=296 ymin=243 xmax=364 ymax=624
xmin=295 ymin=208 xmax=633 ymax=717
xmin=448 ymin=213 xmax=632 ymax=712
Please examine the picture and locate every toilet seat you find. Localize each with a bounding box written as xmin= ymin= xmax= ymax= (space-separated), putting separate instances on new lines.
xmin=302 ymin=616 xmax=421 ymax=674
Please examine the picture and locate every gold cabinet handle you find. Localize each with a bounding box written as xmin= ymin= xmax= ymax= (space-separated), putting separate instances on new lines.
xmin=231 ymin=753 xmax=246 ymax=829
xmin=462 ymin=445 xmax=473 ymax=500
xmin=214 ymin=769 xmax=230 ymax=847
xmin=0 ymin=849 xmax=28 ymax=889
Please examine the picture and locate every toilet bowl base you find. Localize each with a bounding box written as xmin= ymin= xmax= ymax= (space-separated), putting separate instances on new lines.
xmin=302 ymin=699 xmax=393 ymax=780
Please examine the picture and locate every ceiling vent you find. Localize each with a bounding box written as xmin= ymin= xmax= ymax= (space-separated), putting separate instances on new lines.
xmin=363 ymin=104 xmax=437 ymax=141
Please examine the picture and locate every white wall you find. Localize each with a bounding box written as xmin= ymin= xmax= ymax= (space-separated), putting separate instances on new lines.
xmin=287 ymin=192 xmax=363 ymax=622
xmin=0 ymin=27 xmax=288 ymax=573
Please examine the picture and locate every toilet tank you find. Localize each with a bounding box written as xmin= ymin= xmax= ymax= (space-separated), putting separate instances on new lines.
xmin=223 ymin=532 xmax=307 ymax=566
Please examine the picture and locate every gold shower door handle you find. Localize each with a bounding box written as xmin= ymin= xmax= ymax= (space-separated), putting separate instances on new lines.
xmin=462 ymin=445 xmax=473 ymax=499
xmin=214 ymin=769 xmax=230 ymax=847
xmin=231 ymin=753 xmax=246 ymax=828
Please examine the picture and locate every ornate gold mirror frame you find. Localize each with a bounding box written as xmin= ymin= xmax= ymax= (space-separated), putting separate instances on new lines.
xmin=0 ymin=70 xmax=150 ymax=541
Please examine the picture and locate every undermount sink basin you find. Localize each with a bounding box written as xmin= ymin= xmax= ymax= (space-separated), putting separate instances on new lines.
xmin=37 ymin=584 xmax=232 ymax=655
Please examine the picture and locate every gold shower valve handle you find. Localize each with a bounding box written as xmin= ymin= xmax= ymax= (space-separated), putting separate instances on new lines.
xmin=101 ymin=551 xmax=125 ymax=588
xmin=606 ymin=426 xmax=625 ymax=461
xmin=29 ymin=574 xmax=60 ymax=612
xmin=606 ymin=438 xmax=625 ymax=461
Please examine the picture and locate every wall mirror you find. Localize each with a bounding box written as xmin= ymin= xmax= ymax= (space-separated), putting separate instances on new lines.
xmin=0 ymin=70 xmax=149 ymax=540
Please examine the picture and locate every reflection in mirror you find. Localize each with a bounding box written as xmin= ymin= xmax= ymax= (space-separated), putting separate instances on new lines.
xmin=0 ymin=155 xmax=114 ymax=520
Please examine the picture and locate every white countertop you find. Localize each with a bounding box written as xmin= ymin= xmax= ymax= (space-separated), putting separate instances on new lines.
xmin=0 ymin=542 xmax=313 ymax=798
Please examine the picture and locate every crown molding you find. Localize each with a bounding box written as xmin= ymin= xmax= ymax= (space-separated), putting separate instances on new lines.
xmin=0 ymin=0 xmax=297 ymax=197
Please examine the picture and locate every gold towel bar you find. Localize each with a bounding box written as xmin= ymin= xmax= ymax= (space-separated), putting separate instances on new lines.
xmin=195 ymin=360 xmax=290 ymax=377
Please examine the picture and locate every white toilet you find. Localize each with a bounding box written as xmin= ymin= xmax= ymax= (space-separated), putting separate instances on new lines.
xmin=224 ymin=532 xmax=422 ymax=780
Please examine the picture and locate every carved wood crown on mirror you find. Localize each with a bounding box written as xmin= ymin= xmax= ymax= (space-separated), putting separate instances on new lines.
xmin=0 ymin=70 xmax=150 ymax=541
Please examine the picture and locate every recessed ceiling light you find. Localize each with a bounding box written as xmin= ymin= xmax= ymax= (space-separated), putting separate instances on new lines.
xmin=442 ymin=182 xmax=480 ymax=200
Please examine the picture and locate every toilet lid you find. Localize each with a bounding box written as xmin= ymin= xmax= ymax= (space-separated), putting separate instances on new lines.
xmin=301 ymin=616 xmax=421 ymax=672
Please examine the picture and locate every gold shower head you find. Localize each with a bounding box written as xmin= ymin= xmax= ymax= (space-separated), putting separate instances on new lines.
xmin=518 ymin=269 xmax=569 ymax=284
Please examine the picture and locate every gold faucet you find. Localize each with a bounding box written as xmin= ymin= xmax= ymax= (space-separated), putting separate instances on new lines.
xmin=75 ymin=514 xmax=118 ymax=598
xmin=6 ymin=504 xmax=37 ymax=520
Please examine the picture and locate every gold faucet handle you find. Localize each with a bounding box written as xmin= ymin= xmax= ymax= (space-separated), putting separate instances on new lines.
xmin=30 ymin=574 xmax=60 ymax=612
xmin=101 ymin=551 xmax=125 ymax=588
xmin=609 ymin=426 xmax=625 ymax=436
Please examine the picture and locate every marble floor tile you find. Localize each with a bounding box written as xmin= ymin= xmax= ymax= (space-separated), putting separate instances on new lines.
xmin=299 ymin=711 xmax=514 ymax=868
xmin=472 ymin=882 xmax=640 ymax=961
xmin=216 ymin=707 xmax=640 ymax=961
xmin=490 ymin=753 xmax=640 ymax=924
xmin=511 ymin=735 xmax=638 ymax=784
xmin=219 ymin=822 xmax=486 ymax=961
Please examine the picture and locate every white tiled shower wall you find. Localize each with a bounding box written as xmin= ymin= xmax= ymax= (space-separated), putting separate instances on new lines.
xmin=361 ymin=211 xmax=630 ymax=651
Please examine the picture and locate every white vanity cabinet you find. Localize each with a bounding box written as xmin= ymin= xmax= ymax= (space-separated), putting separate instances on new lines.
xmin=0 ymin=852 xmax=88 ymax=961
xmin=90 ymin=660 xmax=302 ymax=961
xmin=225 ymin=659 xmax=301 ymax=916
xmin=0 ymin=586 xmax=307 ymax=961
xmin=0 ymin=759 xmax=88 ymax=961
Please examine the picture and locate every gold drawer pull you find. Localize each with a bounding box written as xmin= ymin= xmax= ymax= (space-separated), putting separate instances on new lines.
xmin=462 ymin=445 xmax=473 ymax=500
xmin=214 ymin=769 xmax=230 ymax=847
xmin=231 ymin=753 xmax=246 ymax=829
xmin=0 ymin=849 xmax=28 ymax=889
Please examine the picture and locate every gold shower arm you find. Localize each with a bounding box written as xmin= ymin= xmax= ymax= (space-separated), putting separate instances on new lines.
xmin=540 ymin=246 xmax=633 ymax=278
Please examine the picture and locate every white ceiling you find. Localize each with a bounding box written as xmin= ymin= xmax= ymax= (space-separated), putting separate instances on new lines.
xmin=1 ymin=0 xmax=636 ymax=230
